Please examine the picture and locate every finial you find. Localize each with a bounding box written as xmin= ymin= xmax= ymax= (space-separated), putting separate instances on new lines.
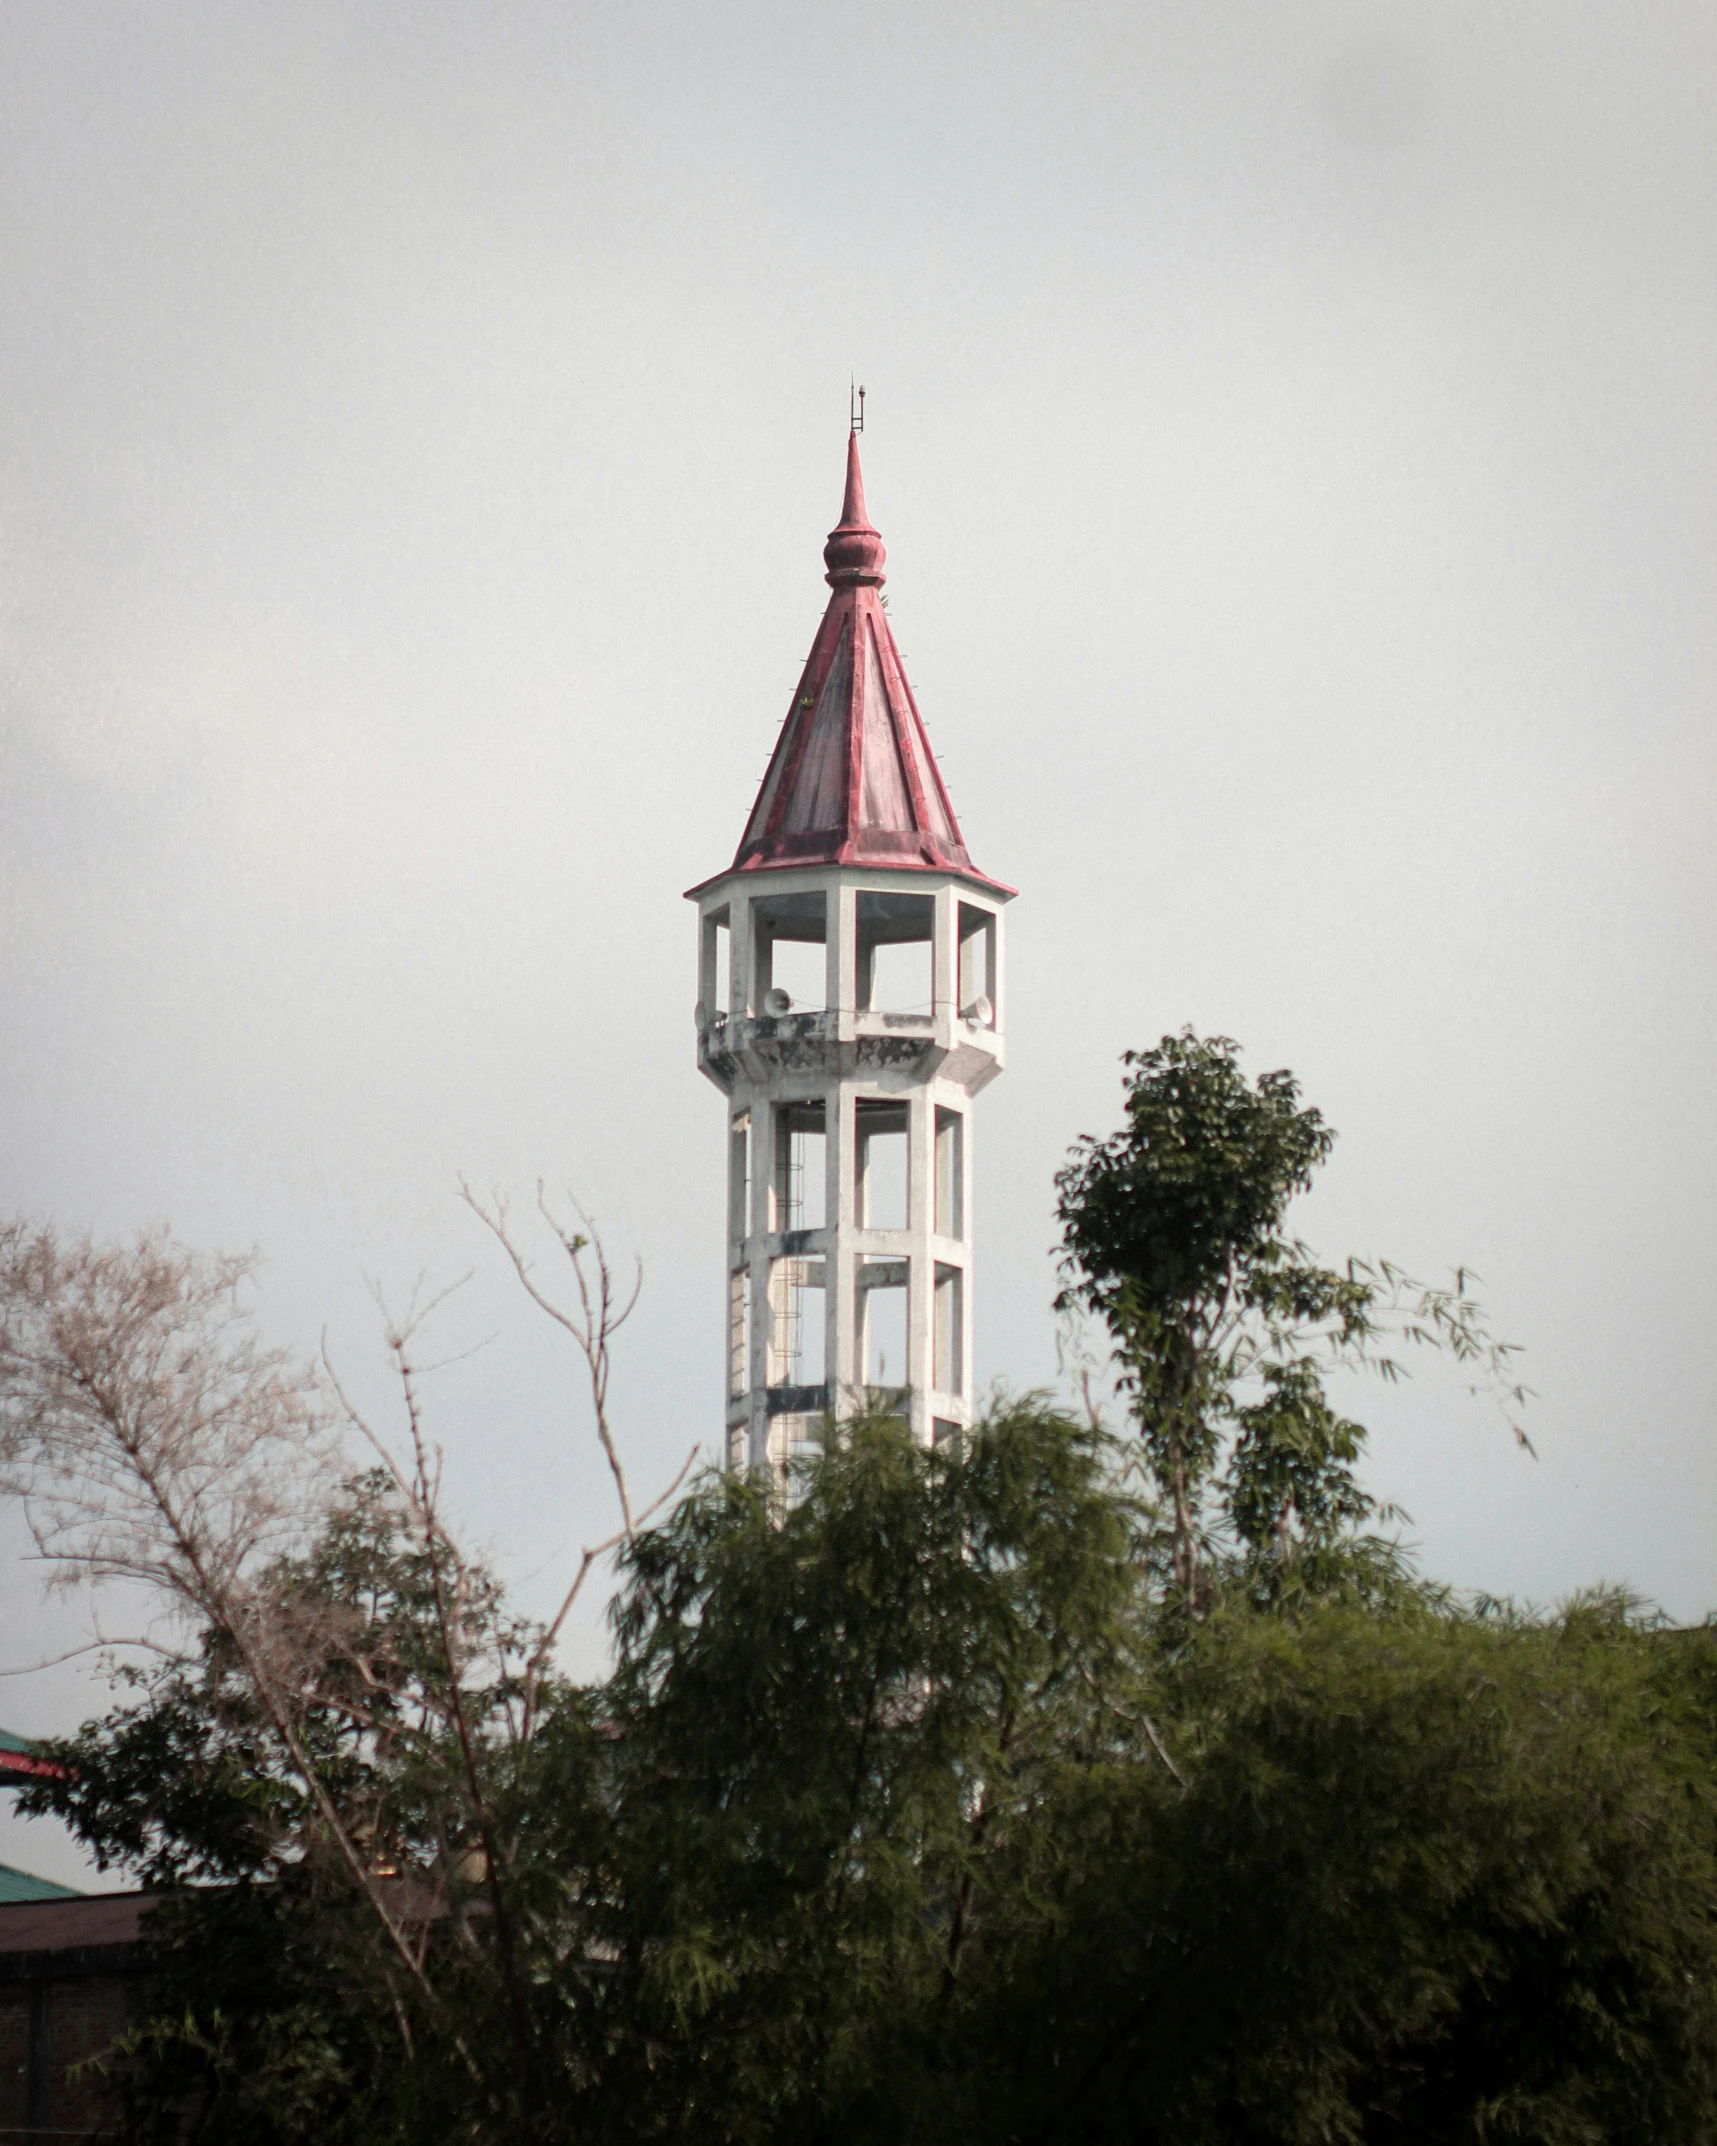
xmin=851 ymin=380 xmax=865 ymax=434
xmin=824 ymin=428 xmax=886 ymax=588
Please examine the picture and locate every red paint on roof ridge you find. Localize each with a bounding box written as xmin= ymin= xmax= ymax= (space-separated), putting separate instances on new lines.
xmin=0 ymin=1727 xmax=69 ymax=1781
xmin=713 ymin=436 xmax=1012 ymax=898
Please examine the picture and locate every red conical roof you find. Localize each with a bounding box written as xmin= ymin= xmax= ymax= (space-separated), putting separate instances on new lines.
xmin=713 ymin=436 xmax=1012 ymax=898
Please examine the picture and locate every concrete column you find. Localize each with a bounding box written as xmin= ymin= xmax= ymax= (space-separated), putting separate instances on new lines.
xmin=699 ymin=910 xmax=718 ymax=1019
xmin=729 ymin=893 xmax=753 ymax=1019
xmin=907 ymin=1085 xmax=934 ymax=1443
xmin=748 ymin=1090 xmax=773 ymax=1465
xmin=827 ymin=1082 xmax=855 ymax=1407
xmin=959 ymin=1096 xmax=976 ymax=1409
xmin=830 ymin=882 xmax=855 ymax=1018
xmin=932 ymin=883 xmax=958 ymax=1019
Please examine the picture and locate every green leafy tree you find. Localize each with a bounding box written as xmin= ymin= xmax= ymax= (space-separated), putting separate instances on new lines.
xmin=29 ymin=1469 xmax=594 ymax=2142
xmin=11 ymin=1052 xmax=1715 ymax=2146
xmin=0 ymin=1208 xmax=680 ymax=2143
xmin=581 ymin=1402 xmax=1147 ymax=2141
xmin=952 ymin=1592 xmax=1717 ymax=2145
xmin=1055 ymin=1031 xmax=1528 ymax=1605
xmin=19 ymin=1402 xmax=1717 ymax=2146
xmin=22 ymin=1401 xmax=1153 ymax=2144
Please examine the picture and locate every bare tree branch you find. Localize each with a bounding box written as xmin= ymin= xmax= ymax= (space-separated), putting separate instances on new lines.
xmin=0 ymin=1222 xmax=477 ymax=2056
xmin=0 ymin=1196 xmax=694 ymax=2109
xmin=457 ymin=1180 xmax=643 ymax=1540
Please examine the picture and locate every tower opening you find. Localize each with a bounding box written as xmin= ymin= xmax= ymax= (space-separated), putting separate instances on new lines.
xmin=854 ymin=1098 xmax=909 ymax=1231
xmin=959 ymin=903 xmax=997 ymax=1022
xmin=700 ymin=907 xmax=733 ymax=1019
xmin=857 ymin=1254 xmax=909 ymax=1394
xmin=935 ymin=1107 xmax=963 ymax=1239
xmin=769 ymin=1255 xmax=826 ymax=1389
xmin=729 ymin=1112 xmax=751 ymax=1403
xmin=753 ymin=890 xmax=827 ymax=1013
xmin=728 ymin=1268 xmax=749 ymax=1399
xmin=933 ymin=1262 xmax=964 ymax=1396
xmin=773 ymin=1100 xmax=827 ymax=1233
xmin=729 ymin=1114 xmax=750 ymax=1242
xmin=857 ymin=890 xmax=934 ymax=1016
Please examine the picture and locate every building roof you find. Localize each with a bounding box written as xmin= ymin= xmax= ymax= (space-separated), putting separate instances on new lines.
xmin=0 ymin=1860 xmax=81 ymax=1905
xmin=0 ymin=1893 xmax=151 ymax=1949
xmin=0 ymin=1891 xmax=154 ymax=1985
xmin=693 ymin=434 xmax=1012 ymax=901
xmin=0 ymin=1725 xmax=69 ymax=1783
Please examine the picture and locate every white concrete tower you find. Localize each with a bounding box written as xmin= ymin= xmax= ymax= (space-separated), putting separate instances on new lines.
xmin=687 ymin=433 xmax=1014 ymax=1473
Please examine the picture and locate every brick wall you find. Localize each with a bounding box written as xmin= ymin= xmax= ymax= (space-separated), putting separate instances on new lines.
xmin=0 ymin=1968 xmax=140 ymax=2138
xmin=0 ymin=1896 xmax=153 ymax=2142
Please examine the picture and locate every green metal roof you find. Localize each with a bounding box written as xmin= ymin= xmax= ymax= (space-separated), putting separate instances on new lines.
xmin=0 ymin=1728 xmax=37 ymax=1757
xmin=0 ymin=1860 xmax=82 ymax=1903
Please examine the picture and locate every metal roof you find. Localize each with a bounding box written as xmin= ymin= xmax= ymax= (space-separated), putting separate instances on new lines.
xmin=0 ymin=1727 xmax=69 ymax=1783
xmin=693 ymin=434 xmax=1012 ymax=901
xmin=0 ymin=1861 xmax=81 ymax=1905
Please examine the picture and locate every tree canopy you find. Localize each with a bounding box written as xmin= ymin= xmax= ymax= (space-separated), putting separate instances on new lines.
xmin=3 ymin=1037 xmax=1708 ymax=2146
xmin=20 ymin=1413 xmax=1717 ymax=2145
xmin=1056 ymin=1030 xmax=1528 ymax=1606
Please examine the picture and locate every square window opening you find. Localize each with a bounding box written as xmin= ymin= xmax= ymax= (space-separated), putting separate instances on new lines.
xmin=858 ymin=1265 xmax=909 ymax=1392
xmin=958 ymin=904 xmax=996 ymax=1022
xmin=857 ymin=891 xmax=935 ymax=1016
xmin=700 ymin=907 xmax=732 ymax=1021
xmin=754 ymin=891 xmax=827 ymax=1014
xmin=768 ymin=1256 xmax=826 ymax=1388
xmin=728 ymin=1268 xmax=750 ymax=1398
xmin=935 ymin=1108 xmax=964 ymax=1240
xmin=773 ymin=1101 xmax=826 ymax=1232
xmin=934 ymin=1263 xmax=964 ymax=1397
xmin=855 ymin=1098 xmax=909 ymax=1231
xmin=729 ymin=1114 xmax=751 ymax=1246
xmin=782 ymin=1416 xmax=822 ymax=1505
xmin=868 ymin=939 xmax=933 ymax=1016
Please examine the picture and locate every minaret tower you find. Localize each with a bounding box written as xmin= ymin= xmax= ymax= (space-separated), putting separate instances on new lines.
xmin=687 ymin=432 xmax=1014 ymax=1473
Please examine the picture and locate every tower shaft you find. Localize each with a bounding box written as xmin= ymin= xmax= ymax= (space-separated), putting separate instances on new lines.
xmin=686 ymin=437 xmax=1013 ymax=1470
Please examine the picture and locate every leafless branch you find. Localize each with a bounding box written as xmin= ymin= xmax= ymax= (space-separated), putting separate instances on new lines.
xmin=0 ymin=1196 xmax=689 ymax=2098
xmin=518 ymin=1441 xmax=697 ymax=1740
xmin=457 ymin=1180 xmax=643 ymax=1540
xmin=0 ymin=1636 xmax=161 ymax=1675
xmin=0 ymin=1221 xmax=474 ymax=2051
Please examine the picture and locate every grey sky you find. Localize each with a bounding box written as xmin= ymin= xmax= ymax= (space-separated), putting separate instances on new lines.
xmin=1 ymin=3 xmax=1713 ymax=1883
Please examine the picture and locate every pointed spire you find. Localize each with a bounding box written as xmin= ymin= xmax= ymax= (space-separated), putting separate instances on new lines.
xmin=841 ymin=429 xmax=869 ymax=524
xmin=823 ymin=433 xmax=887 ymax=588
xmin=697 ymin=435 xmax=1012 ymax=898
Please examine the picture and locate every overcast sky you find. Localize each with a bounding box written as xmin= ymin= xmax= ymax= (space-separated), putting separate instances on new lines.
xmin=1 ymin=2 xmax=1713 ymax=1884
